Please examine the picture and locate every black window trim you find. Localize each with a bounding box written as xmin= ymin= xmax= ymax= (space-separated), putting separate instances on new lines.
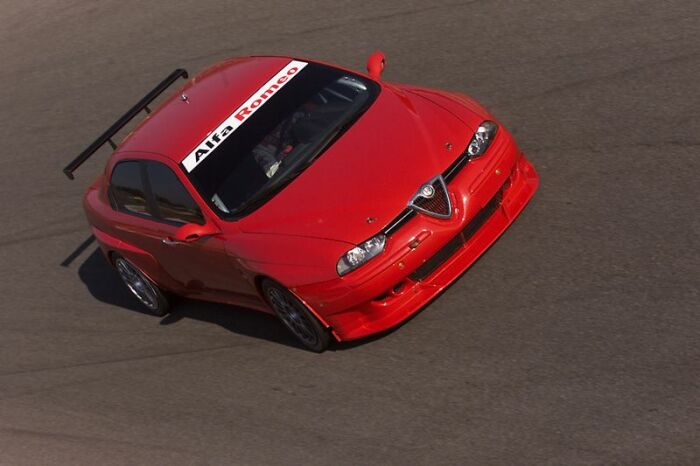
xmin=141 ymin=161 xmax=164 ymax=221
xmin=109 ymin=159 xmax=206 ymax=227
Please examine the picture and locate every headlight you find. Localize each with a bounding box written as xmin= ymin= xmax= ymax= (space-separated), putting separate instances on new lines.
xmin=466 ymin=121 xmax=498 ymax=158
xmin=337 ymin=234 xmax=386 ymax=276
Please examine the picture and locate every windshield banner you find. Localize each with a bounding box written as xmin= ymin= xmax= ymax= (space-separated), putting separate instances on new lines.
xmin=182 ymin=60 xmax=308 ymax=172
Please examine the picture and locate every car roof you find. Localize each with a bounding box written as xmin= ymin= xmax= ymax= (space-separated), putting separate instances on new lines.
xmin=114 ymin=56 xmax=298 ymax=165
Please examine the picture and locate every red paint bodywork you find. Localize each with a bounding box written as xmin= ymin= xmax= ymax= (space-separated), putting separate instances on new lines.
xmin=83 ymin=55 xmax=538 ymax=341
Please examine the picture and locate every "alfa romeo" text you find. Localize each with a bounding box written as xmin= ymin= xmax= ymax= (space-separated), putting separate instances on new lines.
xmin=182 ymin=60 xmax=308 ymax=172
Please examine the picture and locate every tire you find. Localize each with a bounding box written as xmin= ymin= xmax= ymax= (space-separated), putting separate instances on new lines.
xmin=261 ymin=279 xmax=330 ymax=352
xmin=113 ymin=255 xmax=170 ymax=317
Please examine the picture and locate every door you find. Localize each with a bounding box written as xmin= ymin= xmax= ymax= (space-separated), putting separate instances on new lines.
xmin=141 ymin=161 xmax=253 ymax=300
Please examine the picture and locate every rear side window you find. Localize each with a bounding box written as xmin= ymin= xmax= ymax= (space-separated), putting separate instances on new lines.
xmin=146 ymin=162 xmax=204 ymax=225
xmin=110 ymin=161 xmax=151 ymax=217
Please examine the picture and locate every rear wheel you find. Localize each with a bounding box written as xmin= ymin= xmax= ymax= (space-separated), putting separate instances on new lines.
xmin=114 ymin=255 xmax=170 ymax=316
xmin=261 ymin=279 xmax=330 ymax=352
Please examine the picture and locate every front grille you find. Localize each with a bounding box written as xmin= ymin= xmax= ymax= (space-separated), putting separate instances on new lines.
xmin=409 ymin=186 xmax=504 ymax=281
xmin=410 ymin=177 xmax=451 ymax=218
xmin=382 ymin=151 xmax=472 ymax=237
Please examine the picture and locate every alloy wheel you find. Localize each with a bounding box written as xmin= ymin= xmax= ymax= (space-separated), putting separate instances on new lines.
xmin=266 ymin=287 xmax=320 ymax=348
xmin=115 ymin=258 xmax=159 ymax=311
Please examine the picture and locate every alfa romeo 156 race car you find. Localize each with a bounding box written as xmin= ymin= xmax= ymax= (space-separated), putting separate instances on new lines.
xmin=65 ymin=52 xmax=538 ymax=351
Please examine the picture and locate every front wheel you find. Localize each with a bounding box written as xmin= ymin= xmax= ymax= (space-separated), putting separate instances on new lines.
xmin=114 ymin=255 xmax=170 ymax=317
xmin=261 ymin=279 xmax=330 ymax=352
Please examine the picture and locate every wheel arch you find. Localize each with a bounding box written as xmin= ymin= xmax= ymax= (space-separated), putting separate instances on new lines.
xmin=91 ymin=226 xmax=163 ymax=289
xmin=256 ymin=275 xmax=336 ymax=335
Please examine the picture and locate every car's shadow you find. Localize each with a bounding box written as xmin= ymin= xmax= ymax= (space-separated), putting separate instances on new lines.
xmin=77 ymin=247 xmax=305 ymax=350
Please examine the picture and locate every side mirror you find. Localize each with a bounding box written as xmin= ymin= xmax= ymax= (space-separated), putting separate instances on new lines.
xmin=172 ymin=222 xmax=220 ymax=243
xmin=366 ymin=51 xmax=386 ymax=80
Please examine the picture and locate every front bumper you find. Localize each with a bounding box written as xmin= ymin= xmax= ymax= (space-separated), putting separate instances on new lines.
xmin=296 ymin=135 xmax=539 ymax=341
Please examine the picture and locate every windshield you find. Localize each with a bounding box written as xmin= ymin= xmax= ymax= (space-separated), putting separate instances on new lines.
xmin=183 ymin=61 xmax=379 ymax=219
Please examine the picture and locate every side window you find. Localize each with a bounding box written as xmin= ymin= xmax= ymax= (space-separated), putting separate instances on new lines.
xmin=110 ymin=161 xmax=151 ymax=217
xmin=146 ymin=162 xmax=205 ymax=225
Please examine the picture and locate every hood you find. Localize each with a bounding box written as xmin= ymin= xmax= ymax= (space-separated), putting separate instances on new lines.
xmin=238 ymin=84 xmax=484 ymax=244
xmin=402 ymin=86 xmax=495 ymax=127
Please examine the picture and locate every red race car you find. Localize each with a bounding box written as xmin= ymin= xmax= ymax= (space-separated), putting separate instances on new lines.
xmin=65 ymin=52 xmax=538 ymax=351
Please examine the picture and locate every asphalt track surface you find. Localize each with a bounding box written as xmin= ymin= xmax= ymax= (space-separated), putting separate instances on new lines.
xmin=1 ymin=1 xmax=699 ymax=464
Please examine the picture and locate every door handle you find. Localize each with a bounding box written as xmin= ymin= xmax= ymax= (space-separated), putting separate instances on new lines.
xmin=161 ymin=237 xmax=181 ymax=246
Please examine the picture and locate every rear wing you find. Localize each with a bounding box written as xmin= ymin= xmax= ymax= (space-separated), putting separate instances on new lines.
xmin=63 ymin=68 xmax=189 ymax=179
